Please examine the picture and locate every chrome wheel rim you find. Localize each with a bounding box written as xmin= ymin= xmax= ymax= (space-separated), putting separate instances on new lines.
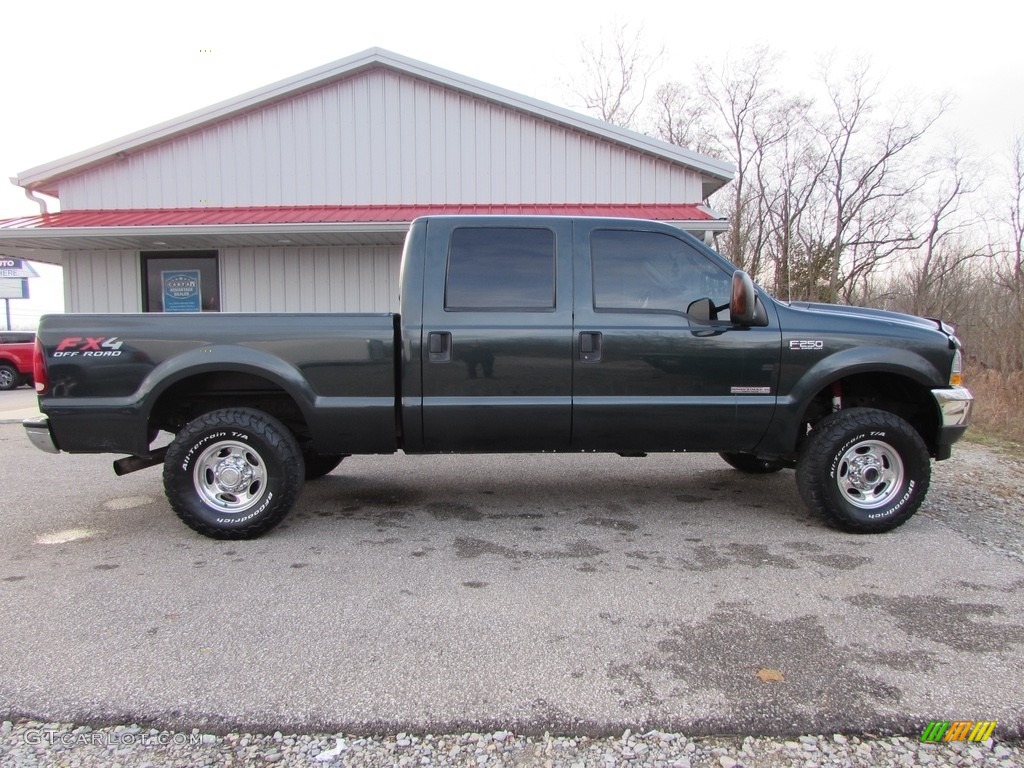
xmin=0 ymin=369 xmax=14 ymax=388
xmin=193 ymin=440 xmax=267 ymax=514
xmin=836 ymin=439 xmax=905 ymax=509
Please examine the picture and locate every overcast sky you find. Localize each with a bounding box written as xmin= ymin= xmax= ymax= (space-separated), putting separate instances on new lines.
xmin=1 ymin=0 xmax=1021 ymax=326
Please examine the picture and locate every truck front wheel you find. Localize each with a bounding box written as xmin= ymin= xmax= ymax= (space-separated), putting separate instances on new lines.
xmin=163 ymin=408 xmax=305 ymax=539
xmin=796 ymin=408 xmax=930 ymax=533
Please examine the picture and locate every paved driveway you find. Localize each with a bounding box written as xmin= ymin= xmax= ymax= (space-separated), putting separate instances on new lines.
xmin=0 ymin=387 xmax=38 ymax=422
xmin=0 ymin=420 xmax=1021 ymax=737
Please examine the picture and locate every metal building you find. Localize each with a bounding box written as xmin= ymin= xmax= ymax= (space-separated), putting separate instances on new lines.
xmin=0 ymin=48 xmax=734 ymax=314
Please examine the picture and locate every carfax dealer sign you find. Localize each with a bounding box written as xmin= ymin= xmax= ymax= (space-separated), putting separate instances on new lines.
xmin=161 ymin=270 xmax=202 ymax=312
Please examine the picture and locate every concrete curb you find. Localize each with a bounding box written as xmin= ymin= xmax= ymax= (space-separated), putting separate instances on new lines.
xmin=0 ymin=411 xmax=43 ymax=425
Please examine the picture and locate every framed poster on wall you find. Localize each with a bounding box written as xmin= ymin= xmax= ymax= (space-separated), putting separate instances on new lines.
xmin=142 ymin=251 xmax=219 ymax=312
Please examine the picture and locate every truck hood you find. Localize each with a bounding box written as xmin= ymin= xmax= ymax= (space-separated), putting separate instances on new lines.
xmin=787 ymin=301 xmax=955 ymax=338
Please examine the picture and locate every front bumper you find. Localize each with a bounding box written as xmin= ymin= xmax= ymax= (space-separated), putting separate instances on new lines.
xmin=23 ymin=416 xmax=60 ymax=454
xmin=931 ymin=386 xmax=973 ymax=459
xmin=932 ymin=386 xmax=973 ymax=427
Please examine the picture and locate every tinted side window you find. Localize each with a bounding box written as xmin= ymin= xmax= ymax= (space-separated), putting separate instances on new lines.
xmin=591 ymin=230 xmax=731 ymax=313
xmin=445 ymin=227 xmax=555 ymax=311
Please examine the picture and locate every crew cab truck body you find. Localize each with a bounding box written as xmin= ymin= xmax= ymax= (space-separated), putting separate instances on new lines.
xmin=24 ymin=216 xmax=973 ymax=538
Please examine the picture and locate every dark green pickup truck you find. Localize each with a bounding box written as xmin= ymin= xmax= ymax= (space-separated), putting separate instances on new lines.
xmin=24 ymin=216 xmax=973 ymax=538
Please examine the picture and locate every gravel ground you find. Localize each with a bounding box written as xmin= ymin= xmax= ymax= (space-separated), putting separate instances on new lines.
xmin=924 ymin=441 xmax=1024 ymax=564
xmin=1 ymin=720 xmax=1021 ymax=767
xmin=3 ymin=441 xmax=1021 ymax=768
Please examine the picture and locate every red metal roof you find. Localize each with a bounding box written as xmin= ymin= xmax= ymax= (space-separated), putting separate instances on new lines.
xmin=0 ymin=203 xmax=716 ymax=230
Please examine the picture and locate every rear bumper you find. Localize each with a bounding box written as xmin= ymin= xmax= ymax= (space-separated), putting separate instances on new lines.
xmin=931 ymin=386 xmax=973 ymax=460
xmin=23 ymin=416 xmax=60 ymax=454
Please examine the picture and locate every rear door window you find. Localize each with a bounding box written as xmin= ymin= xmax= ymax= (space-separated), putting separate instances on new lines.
xmin=445 ymin=227 xmax=556 ymax=311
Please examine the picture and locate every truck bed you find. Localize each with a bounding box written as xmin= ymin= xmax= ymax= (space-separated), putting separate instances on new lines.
xmin=36 ymin=312 xmax=399 ymax=457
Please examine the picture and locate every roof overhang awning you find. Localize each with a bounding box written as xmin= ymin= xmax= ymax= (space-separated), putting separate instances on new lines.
xmin=0 ymin=203 xmax=728 ymax=261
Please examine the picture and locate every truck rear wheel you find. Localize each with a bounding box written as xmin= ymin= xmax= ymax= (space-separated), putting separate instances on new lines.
xmin=163 ymin=408 xmax=305 ymax=539
xmin=796 ymin=408 xmax=930 ymax=533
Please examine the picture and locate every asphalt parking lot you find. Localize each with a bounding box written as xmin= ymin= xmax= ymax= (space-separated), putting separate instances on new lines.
xmin=1 ymin=388 xmax=1022 ymax=740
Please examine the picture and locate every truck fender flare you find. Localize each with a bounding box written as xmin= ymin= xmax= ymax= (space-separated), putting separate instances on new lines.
xmin=135 ymin=345 xmax=317 ymax=423
xmin=757 ymin=346 xmax=943 ymax=456
xmin=791 ymin=346 xmax=942 ymax=404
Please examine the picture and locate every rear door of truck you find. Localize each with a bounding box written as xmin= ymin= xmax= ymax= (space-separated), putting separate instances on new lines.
xmin=419 ymin=217 xmax=574 ymax=451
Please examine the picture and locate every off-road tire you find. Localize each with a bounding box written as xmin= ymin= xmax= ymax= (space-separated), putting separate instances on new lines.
xmin=796 ymin=408 xmax=930 ymax=533
xmin=0 ymin=363 xmax=19 ymax=390
xmin=303 ymin=453 xmax=345 ymax=480
xmin=719 ymin=452 xmax=786 ymax=474
xmin=163 ymin=408 xmax=305 ymax=539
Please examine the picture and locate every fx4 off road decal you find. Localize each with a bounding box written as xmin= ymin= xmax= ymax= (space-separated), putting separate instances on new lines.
xmin=53 ymin=337 xmax=125 ymax=358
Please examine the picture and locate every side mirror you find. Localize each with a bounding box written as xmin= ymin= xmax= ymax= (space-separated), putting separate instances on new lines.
xmin=686 ymin=297 xmax=717 ymax=322
xmin=730 ymin=271 xmax=768 ymax=326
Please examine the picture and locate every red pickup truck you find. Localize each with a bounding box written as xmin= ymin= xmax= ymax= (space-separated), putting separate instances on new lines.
xmin=0 ymin=332 xmax=35 ymax=390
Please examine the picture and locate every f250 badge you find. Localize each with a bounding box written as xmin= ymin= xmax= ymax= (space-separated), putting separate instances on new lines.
xmin=54 ymin=337 xmax=125 ymax=357
xmin=790 ymin=340 xmax=825 ymax=350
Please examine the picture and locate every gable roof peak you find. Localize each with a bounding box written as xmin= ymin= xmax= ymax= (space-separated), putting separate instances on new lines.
xmin=15 ymin=47 xmax=734 ymax=197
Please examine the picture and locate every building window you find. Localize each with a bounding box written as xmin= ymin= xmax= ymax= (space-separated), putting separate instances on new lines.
xmin=590 ymin=230 xmax=730 ymax=314
xmin=445 ymin=227 xmax=556 ymax=311
xmin=141 ymin=251 xmax=220 ymax=312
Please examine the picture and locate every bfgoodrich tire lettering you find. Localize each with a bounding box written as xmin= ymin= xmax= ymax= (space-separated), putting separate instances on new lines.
xmin=796 ymin=408 xmax=930 ymax=533
xmin=163 ymin=408 xmax=305 ymax=539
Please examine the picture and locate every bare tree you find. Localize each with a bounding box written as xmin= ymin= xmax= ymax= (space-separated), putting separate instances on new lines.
xmin=566 ymin=24 xmax=662 ymax=129
xmin=761 ymin=103 xmax=825 ymax=300
xmin=695 ymin=47 xmax=788 ymax=272
xmin=1007 ymin=134 xmax=1024 ymax=302
xmin=990 ymin=134 xmax=1024 ymax=369
xmin=649 ymin=81 xmax=718 ymax=157
xmin=565 ymin=36 xmax=963 ymax=315
xmin=907 ymin=140 xmax=984 ymax=316
xmin=813 ymin=58 xmax=948 ymax=302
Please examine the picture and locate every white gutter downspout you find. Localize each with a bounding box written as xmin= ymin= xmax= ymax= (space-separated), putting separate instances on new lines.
xmin=10 ymin=178 xmax=49 ymax=215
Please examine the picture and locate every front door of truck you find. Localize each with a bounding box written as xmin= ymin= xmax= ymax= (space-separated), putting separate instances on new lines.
xmin=571 ymin=223 xmax=781 ymax=453
xmin=420 ymin=219 xmax=574 ymax=452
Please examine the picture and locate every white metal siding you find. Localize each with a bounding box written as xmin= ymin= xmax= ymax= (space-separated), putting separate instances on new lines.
xmin=61 ymin=246 xmax=401 ymax=314
xmin=220 ymin=245 xmax=401 ymax=313
xmin=57 ymin=71 xmax=703 ymax=210
xmin=64 ymin=251 xmax=141 ymax=313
